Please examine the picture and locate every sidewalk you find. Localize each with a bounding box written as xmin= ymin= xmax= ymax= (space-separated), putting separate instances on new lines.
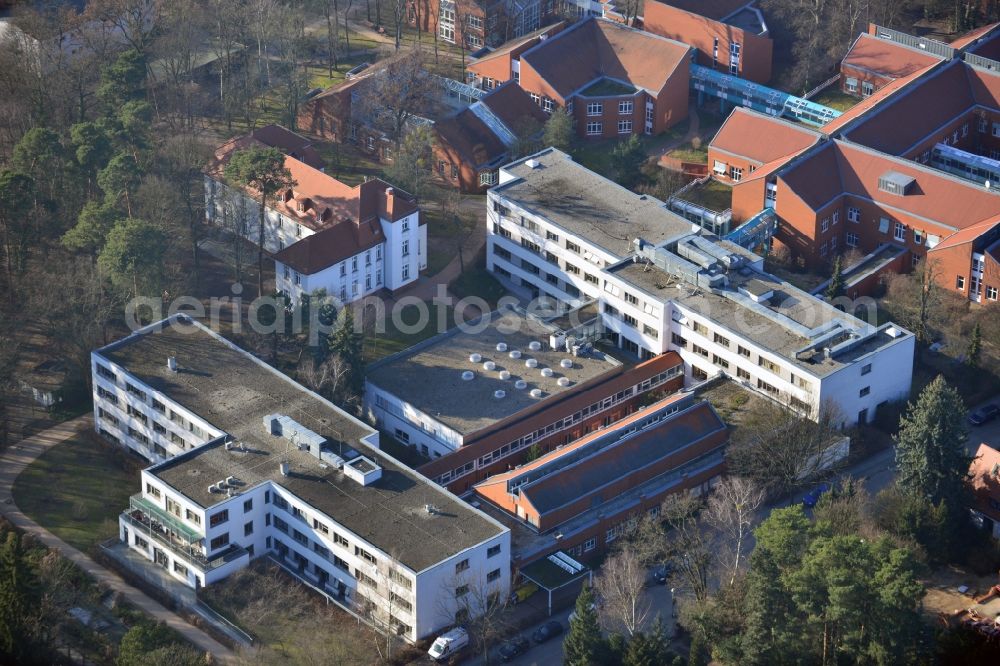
xmin=0 ymin=415 xmax=240 ymax=664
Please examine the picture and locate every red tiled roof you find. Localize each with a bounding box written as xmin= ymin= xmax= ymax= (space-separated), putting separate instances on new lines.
xmin=928 ymin=216 xmax=1000 ymax=253
xmin=273 ymin=216 xmax=384 ymax=274
xmin=951 ymin=22 xmax=1000 ymax=51
xmin=655 ymin=0 xmax=750 ymax=20
xmin=521 ymin=18 xmax=689 ymax=99
xmin=778 ymin=140 xmax=1000 ymax=230
xmin=821 ymin=67 xmax=933 ymax=135
xmin=467 ymin=22 xmax=566 ymax=67
xmin=969 ymin=443 xmax=1000 ymax=522
xmin=710 ymin=108 xmax=821 ymax=164
xmin=251 ymin=124 xmax=325 ymax=170
xmin=435 ymin=111 xmax=507 ymax=170
xmin=842 ymin=33 xmax=942 ymax=80
xmin=482 ymin=81 xmax=549 ymax=132
xmin=842 ymin=61 xmax=972 ymax=155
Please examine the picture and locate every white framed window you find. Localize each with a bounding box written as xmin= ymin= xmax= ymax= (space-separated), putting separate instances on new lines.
xmin=846 ymin=231 xmax=859 ymax=247
xmin=993 ymin=122 xmax=1000 ymax=138
xmin=862 ymin=81 xmax=874 ymax=97
xmin=617 ymin=119 xmax=632 ymax=134
xmin=479 ymin=171 xmax=496 ymax=186
xmin=402 ymin=264 xmax=410 ymax=280
xmin=821 ymin=218 xmax=829 ymax=233
xmin=618 ymin=100 xmax=633 ymax=114
xmin=542 ymin=98 xmax=553 ymax=113
xmin=848 ymin=206 xmax=860 ymax=223
xmin=366 ymin=136 xmax=375 ymax=151
xmin=583 ymin=538 xmax=596 ymax=552
xmin=971 ymin=276 xmax=982 ymax=295
xmin=962 ymin=123 xmax=969 ymax=137
xmin=402 ymin=219 xmax=410 ymax=232
xmin=845 ymin=77 xmax=858 ymax=93
xmin=987 ymin=285 xmax=998 ymax=300
xmin=586 ymin=122 xmax=602 ymax=135
xmin=730 ymin=166 xmax=743 ymax=182
xmin=467 ymin=15 xmax=482 ymax=29
xmin=894 ymin=222 xmax=905 ymax=241
xmin=402 ymin=239 xmax=410 ymax=256
xmin=832 ymin=210 xmax=840 ymax=225
xmin=914 ymin=229 xmax=923 ymax=245
xmin=956 ymin=275 xmax=965 ymax=290
xmin=586 ymin=102 xmax=602 ymax=116
xmin=530 ymin=92 xmax=540 ymax=105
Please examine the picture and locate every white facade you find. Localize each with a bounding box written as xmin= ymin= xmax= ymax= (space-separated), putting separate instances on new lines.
xmin=204 ymin=176 xmax=316 ymax=254
xmin=485 ymin=154 xmax=915 ymax=426
xmin=365 ymin=381 xmax=467 ymax=459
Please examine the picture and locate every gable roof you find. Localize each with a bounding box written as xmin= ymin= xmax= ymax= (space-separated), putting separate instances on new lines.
xmin=435 ymin=109 xmax=508 ymax=170
xmin=251 ymin=124 xmax=325 ymax=170
xmin=467 ymin=22 xmax=566 ymax=68
xmin=482 ymin=80 xmax=549 ymax=130
xmin=655 ymin=0 xmax=750 ymax=20
xmin=273 ymin=216 xmax=384 ymax=274
xmin=520 ymin=18 xmax=690 ymax=99
xmin=821 ymin=67 xmax=933 ymax=135
xmin=929 ymin=216 xmax=1000 ymax=253
xmin=842 ymin=32 xmax=943 ymax=80
xmin=952 ymin=22 xmax=1000 ymax=52
xmin=710 ymin=107 xmax=822 ymax=164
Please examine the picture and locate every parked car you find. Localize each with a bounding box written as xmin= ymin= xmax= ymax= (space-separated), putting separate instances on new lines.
xmin=498 ymin=636 xmax=530 ymax=662
xmin=428 ymin=627 xmax=468 ymax=662
xmin=651 ymin=563 xmax=674 ymax=585
xmin=532 ymin=620 xmax=563 ymax=644
xmin=802 ymin=482 xmax=831 ymax=508
xmin=968 ymin=404 xmax=1000 ymax=426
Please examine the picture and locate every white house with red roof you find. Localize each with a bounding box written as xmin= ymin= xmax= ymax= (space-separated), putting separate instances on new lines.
xmin=205 ymin=126 xmax=425 ymax=303
xmin=969 ymin=442 xmax=1000 ymax=540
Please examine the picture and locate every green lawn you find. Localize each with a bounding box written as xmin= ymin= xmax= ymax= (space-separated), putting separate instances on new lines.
xmin=668 ymin=142 xmax=709 ymax=164
xmin=364 ymin=301 xmax=454 ymax=362
xmin=810 ymin=86 xmax=859 ymax=113
xmin=449 ymin=265 xmax=507 ymax=307
xmin=679 ymin=178 xmax=733 ymax=212
xmin=13 ymin=433 xmax=138 ymax=554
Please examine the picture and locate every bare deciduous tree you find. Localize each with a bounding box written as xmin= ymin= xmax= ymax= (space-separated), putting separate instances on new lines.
xmin=594 ymin=546 xmax=651 ymax=637
xmin=705 ymin=477 xmax=765 ymax=586
xmin=353 ymin=50 xmax=440 ymax=147
xmin=660 ymin=493 xmax=714 ymax=602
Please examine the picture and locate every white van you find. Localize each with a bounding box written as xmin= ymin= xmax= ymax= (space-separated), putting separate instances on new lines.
xmin=428 ymin=627 xmax=469 ymax=662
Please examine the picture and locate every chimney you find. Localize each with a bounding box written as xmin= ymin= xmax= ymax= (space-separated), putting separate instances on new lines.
xmin=385 ymin=186 xmax=396 ymax=219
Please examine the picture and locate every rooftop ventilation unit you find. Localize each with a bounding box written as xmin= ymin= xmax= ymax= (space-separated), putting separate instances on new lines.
xmin=167 ymin=356 xmax=178 ymax=372
xmin=424 ymin=503 xmax=438 ymax=515
xmin=540 ymin=368 xmax=554 ymax=378
xmin=525 ymin=358 xmax=538 ymax=368
xmin=557 ymin=377 xmax=571 ymax=387
xmin=560 ymin=359 xmax=573 ymax=369
xmin=549 ymin=334 xmax=566 ymax=350
xmin=207 ymin=484 xmax=217 ymax=494
xmin=529 ymin=341 xmax=542 ymax=351
xmin=265 ymin=414 xmax=327 ymax=460
xmin=343 ymin=456 xmax=382 ymax=486
xmin=515 ymin=380 xmax=528 ymax=390
xmin=470 ymin=353 xmax=482 ymax=363
xmin=499 ymin=370 xmax=511 ymax=380
xmin=225 ymin=476 xmax=236 ymax=486
xmin=509 ymin=350 xmax=522 ymax=359
xmin=483 ymin=361 xmax=496 ymax=371
xmin=462 ymin=370 xmax=475 ymax=381
xmin=494 ymin=389 xmax=506 ymax=399
xmin=525 ymin=158 xmax=541 ymax=169
xmin=496 ymin=342 xmax=508 ymax=352
xmin=530 ymin=388 xmax=543 ymax=398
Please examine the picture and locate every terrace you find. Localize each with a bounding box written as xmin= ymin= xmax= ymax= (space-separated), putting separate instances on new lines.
xmin=578 ymin=77 xmax=638 ymax=98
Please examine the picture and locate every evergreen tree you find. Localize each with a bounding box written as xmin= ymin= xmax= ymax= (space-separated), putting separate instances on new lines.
xmin=97 ymin=218 xmax=167 ymax=298
xmin=117 ymin=621 xmax=177 ymax=666
xmin=606 ymin=632 xmax=628 ymax=664
xmin=894 ymin=376 xmax=970 ymax=510
xmin=611 ymin=135 xmax=646 ymax=189
xmin=0 ymin=531 xmax=40 ymax=663
xmin=967 ymin=322 xmax=982 ymax=368
xmin=564 ymin=585 xmax=604 ymax=666
xmin=63 ymin=200 xmax=118 ymax=259
xmin=825 ymin=255 xmax=845 ymax=300
xmin=687 ymin=630 xmax=709 ymax=666
xmin=542 ymin=109 xmax=574 ymax=152
xmin=327 ymin=307 xmax=364 ymax=398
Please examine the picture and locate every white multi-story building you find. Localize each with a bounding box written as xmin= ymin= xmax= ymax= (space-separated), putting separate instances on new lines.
xmin=93 ymin=315 xmax=509 ymax=642
xmin=485 ymin=149 xmax=916 ymax=425
xmin=204 ymin=129 xmax=426 ymax=304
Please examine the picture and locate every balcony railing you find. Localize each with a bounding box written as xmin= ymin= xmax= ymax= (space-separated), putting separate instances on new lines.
xmin=122 ymin=510 xmax=247 ymax=571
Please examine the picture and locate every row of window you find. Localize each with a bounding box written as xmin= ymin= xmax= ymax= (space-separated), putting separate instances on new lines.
xmin=956 ymin=275 xmax=1000 ymax=300
xmin=585 ymin=120 xmax=633 ymax=135
xmin=585 ymin=100 xmax=634 ymax=116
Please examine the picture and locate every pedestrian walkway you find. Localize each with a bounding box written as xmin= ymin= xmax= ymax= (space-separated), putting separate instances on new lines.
xmin=0 ymin=415 xmax=240 ymax=664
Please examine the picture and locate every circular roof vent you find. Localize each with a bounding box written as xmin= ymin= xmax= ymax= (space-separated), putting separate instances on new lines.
xmin=509 ymin=350 xmax=522 ymax=359
xmin=496 ymin=342 xmax=508 ymax=352
xmin=540 ymin=367 xmax=554 ymax=378
xmin=461 ymin=371 xmax=475 ymax=381
xmin=514 ymin=380 xmax=528 ymax=390
xmin=530 ymin=388 xmax=543 ymax=398
xmin=529 ymin=341 xmax=542 ymax=351
xmin=494 ymin=390 xmax=506 ymax=399
xmin=525 ymin=358 xmax=538 ymax=368
xmin=560 ymin=359 xmax=573 ymax=369
xmin=499 ymin=370 xmax=511 ymax=380
xmin=483 ymin=361 xmax=496 ymax=371
xmin=470 ymin=353 xmax=482 ymax=363
xmin=557 ymin=377 xmax=571 ymax=387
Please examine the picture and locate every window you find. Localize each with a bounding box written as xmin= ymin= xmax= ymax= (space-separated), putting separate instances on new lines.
xmin=617 ymin=120 xmax=632 ymax=134
xmin=980 ymin=117 xmax=988 ymax=133
xmin=185 ymin=509 xmax=201 ymax=525
xmin=334 ymin=533 xmax=349 ymax=548
xmin=585 ymin=273 xmax=598 ymax=284
xmin=146 ymin=483 xmax=162 ymax=499
xmin=566 ymin=240 xmax=580 ymax=253
xmin=209 ymin=534 xmax=229 ymax=551
xmin=244 ymin=521 xmax=253 ymax=536
xmin=479 ymin=171 xmax=496 ymax=186
xmin=583 ymin=538 xmax=596 ymax=552
xmin=713 ymin=354 xmax=730 ymax=369
xmin=543 ymin=98 xmax=553 ymax=113
xmin=730 ymin=166 xmax=743 ymax=182
xmin=173 ymin=561 xmax=188 ymax=576
xmin=862 ymin=81 xmax=874 ymax=97
xmin=487 ymin=569 xmax=501 ymax=583
xmin=861 ymin=363 xmax=872 ymax=376
xmin=757 ymin=378 xmax=779 ymax=395
xmin=355 ymin=546 xmax=377 ymax=564
xmin=714 ymin=333 xmax=731 ymax=347
xmin=832 ymin=210 xmax=840 ymax=225
xmin=619 ymin=100 xmax=633 ymax=114
xmin=451 ymin=165 xmax=458 ymax=180
xmin=209 ymin=510 xmax=229 ymax=527
xmin=821 ymin=218 xmax=829 ymax=233
xmin=956 ymin=275 xmax=965 ymax=290
xmin=586 ymin=102 xmax=602 ymax=116
xmin=390 ymin=569 xmax=413 ymax=589
xmin=97 ymin=364 xmax=116 ymax=382
xmin=455 ymin=585 xmax=469 ymax=597
xmin=848 ymin=207 xmax=860 ymax=223
xmin=759 ymin=357 xmax=779 ymax=373
xmin=243 ymin=498 xmax=253 ymax=513
xmin=529 ymin=92 xmax=540 ymax=105
xmin=402 ymin=239 xmax=409 ymax=256
xmin=586 ymin=122 xmax=602 ymax=135
xmin=859 ymin=386 xmax=871 ymax=397
xmin=830 ymin=237 xmax=837 ymax=251
xmin=738 ymin=345 xmax=751 ymax=358
xmin=846 ymin=232 xmax=859 ymax=248
xmin=987 ymin=285 xmax=998 ymax=300
xmin=126 ymin=383 xmax=147 ymax=401
xmin=488 ymin=544 xmax=501 ymax=558
xmin=455 ymin=559 xmax=470 ymax=573
xmin=894 ymin=222 xmax=905 ymax=241
xmin=366 ymin=136 xmax=375 ymax=151
xmin=737 ymin=367 xmax=750 ymax=380
xmin=643 ymin=324 xmax=659 ymax=339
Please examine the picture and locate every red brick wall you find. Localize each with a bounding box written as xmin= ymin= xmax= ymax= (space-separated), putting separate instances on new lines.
xmin=642 ymin=1 xmax=773 ymax=83
xmin=431 ymin=137 xmax=485 ymax=193
xmin=840 ymin=64 xmax=894 ymax=98
xmin=730 ymin=176 xmax=767 ymax=223
xmin=653 ymin=62 xmax=691 ymax=133
xmin=707 ymin=148 xmax=756 ymax=183
xmin=297 ymin=91 xmax=351 ymax=142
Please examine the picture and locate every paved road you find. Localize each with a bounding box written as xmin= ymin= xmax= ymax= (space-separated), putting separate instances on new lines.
xmin=0 ymin=415 xmax=240 ymax=665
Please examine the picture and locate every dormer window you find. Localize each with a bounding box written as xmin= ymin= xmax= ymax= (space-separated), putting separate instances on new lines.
xmin=878 ymin=171 xmax=915 ymax=196
xmin=282 ymin=189 xmax=293 ymax=202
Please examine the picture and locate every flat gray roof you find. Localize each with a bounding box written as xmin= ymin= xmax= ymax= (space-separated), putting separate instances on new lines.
xmin=610 ymin=253 xmax=902 ymax=378
xmin=496 ymin=149 xmax=694 ymax=259
xmin=99 ymin=318 xmax=504 ymax=571
xmin=366 ymin=309 xmax=620 ymax=436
